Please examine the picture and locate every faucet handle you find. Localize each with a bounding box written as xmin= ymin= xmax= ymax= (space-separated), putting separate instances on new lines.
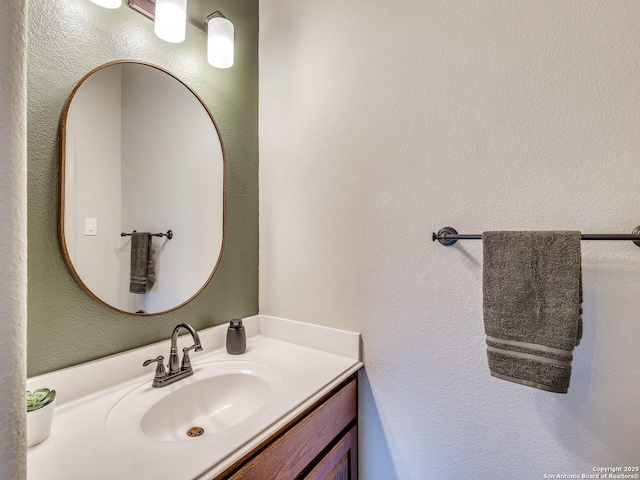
xmin=181 ymin=345 xmax=201 ymax=371
xmin=143 ymin=355 xmax=166 ymax=379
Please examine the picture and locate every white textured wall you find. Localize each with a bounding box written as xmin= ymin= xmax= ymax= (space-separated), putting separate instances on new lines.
xmin=259 ymin=1 xmax=640 ymax=479
xmin=0 ymin=0 xmax=27 ymax=478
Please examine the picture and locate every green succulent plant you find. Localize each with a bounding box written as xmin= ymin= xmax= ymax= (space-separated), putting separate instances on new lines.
xmin=27 ymin=388 xmax=56 ymax=412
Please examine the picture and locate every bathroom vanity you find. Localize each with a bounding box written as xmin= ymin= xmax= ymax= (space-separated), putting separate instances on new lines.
xmin=27 ymin=316 xmax=362 ymax=480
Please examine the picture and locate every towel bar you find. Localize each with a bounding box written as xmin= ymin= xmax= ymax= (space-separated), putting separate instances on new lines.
xmin=433 ymin=226 xmax=640 ymax=248
xmin=121 ymin=230 xmax=173 ymax=240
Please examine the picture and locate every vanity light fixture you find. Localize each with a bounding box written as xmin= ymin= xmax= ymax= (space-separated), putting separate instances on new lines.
xmin=89 ymin=0 xmax=122 ymax=9
xmin=127 ymin=0 xmax=234 ymax=68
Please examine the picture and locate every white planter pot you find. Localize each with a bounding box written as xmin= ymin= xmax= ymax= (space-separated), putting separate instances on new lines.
xmin=27 ymin=399 xmax=55 ymax=447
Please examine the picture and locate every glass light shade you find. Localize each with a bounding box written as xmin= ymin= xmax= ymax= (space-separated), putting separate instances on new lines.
xmin=207 ymin=15 xmax=234 ymax=68
xmin=154 ymin=0 xmax=187 ymax=43
xmin=89 ymin=0 xmax=121 ymax=8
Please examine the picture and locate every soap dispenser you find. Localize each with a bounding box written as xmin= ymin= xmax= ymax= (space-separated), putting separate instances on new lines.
xmin=226 ymin=319 xmax=246 ymax=355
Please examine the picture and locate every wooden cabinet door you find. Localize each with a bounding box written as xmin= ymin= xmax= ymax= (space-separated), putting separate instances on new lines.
xmin=303 ymin=426 xmax=357 ymax=480
xmin=225 ymin=379 xmax=357 ymax=480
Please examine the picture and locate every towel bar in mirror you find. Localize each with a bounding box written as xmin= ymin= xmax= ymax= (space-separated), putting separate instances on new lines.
xmin=121 ymin=230 xmax=173 ymax=240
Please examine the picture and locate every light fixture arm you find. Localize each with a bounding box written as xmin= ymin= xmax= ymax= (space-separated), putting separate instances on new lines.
xmin=126 ymin=0 xmax=233 ymax=68
xmin=203 ymin=11 xmax=227 ymax=32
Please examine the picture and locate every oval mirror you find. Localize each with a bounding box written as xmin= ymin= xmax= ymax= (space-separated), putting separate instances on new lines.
xmin=58 ymin=61 xmax=225 ymax=315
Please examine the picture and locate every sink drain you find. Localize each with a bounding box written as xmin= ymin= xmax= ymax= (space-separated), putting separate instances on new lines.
xmin=187 ymin=426 xmax=205 ymax=438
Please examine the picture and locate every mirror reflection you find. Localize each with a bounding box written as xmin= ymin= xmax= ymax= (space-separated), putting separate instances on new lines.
xmin=59 ymin=61 xmax=225 ymax=315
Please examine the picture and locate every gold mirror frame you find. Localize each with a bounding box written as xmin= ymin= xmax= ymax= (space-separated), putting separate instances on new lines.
xmin=58 ymin=60 xmax=226 ymax=316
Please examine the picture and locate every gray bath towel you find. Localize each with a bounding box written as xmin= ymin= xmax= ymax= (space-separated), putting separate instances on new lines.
xmin=129 ymin=232 xmax=156 ymax=294
xmin=483 ymin=231 xmax=582 ymax=393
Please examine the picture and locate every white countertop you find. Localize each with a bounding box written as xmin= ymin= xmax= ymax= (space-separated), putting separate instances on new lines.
xmin=27 ymin=315 xmax=362 ymax=480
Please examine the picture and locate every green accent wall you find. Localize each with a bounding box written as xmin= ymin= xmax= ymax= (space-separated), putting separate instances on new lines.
xmin=27 ymin=0 xmax=258 ymax=377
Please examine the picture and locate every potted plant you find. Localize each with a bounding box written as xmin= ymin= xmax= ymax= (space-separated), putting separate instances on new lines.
xmin=27 ymin=388 xmax=56 ymax=447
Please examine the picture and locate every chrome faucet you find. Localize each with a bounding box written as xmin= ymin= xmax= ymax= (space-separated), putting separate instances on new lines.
xmin=143 ymin=323 xmax=203 ymax=387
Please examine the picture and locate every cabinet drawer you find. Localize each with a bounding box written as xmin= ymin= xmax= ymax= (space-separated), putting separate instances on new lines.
xmin=226 ymin=378 xmax=357 ymax=480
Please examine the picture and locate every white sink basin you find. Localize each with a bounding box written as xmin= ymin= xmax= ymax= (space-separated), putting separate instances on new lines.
xmin=106 ymin=360 xmax=285 ymax=445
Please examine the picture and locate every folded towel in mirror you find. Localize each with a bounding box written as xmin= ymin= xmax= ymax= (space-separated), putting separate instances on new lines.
xmin=130 ymin=232 xmax=155 ymax=294
xmin=483 ymin=231 xmax=582 ymax=393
